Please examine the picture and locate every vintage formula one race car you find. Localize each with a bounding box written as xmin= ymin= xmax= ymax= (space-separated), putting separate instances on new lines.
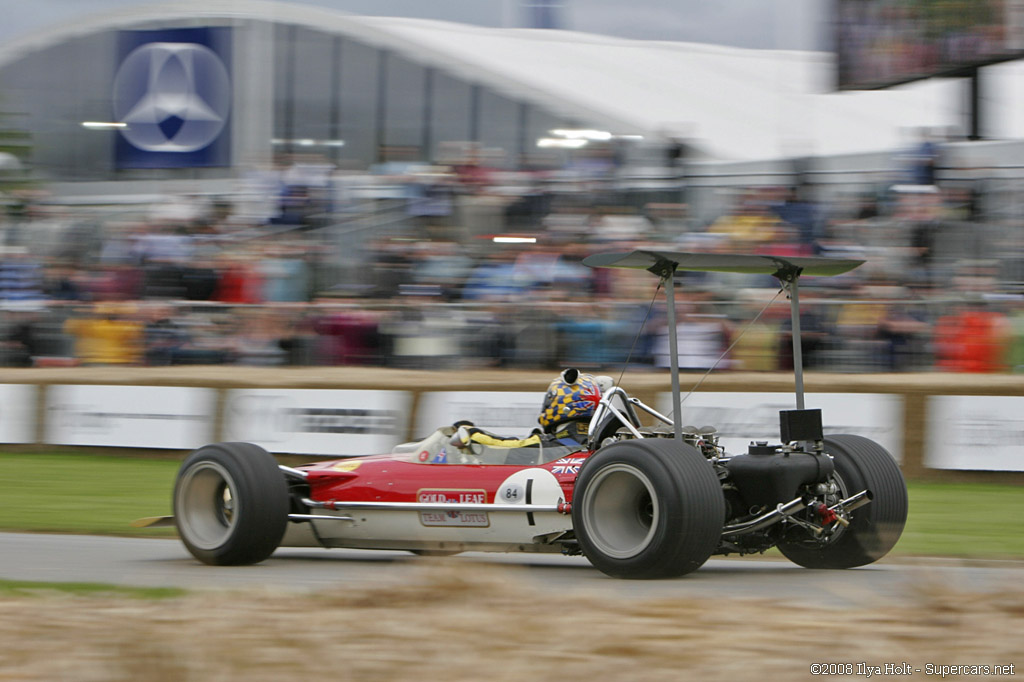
xmin=150 ymin=251 xmax=908 ymax=579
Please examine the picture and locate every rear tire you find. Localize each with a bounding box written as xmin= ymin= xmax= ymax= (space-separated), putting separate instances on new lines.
xmin=174 ymin=442 xmax=289 ymax=566
xmin=572 ymin=439 xmax=724 ymax=579
xmin=778 ymin=435 xmax=907 ymax=569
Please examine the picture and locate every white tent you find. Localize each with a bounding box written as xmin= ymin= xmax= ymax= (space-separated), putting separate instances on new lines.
xmin=361 ymin=15 xmax=965 ymax=161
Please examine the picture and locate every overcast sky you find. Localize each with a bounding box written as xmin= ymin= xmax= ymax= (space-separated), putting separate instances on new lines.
xmin=0 ymin=0 xmax=831 ymax=50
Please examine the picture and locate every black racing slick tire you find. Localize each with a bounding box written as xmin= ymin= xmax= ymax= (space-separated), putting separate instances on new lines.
xmin=173 ymin=442 xmax=289 ymax=566
xmin=778 ymin=434 xmax=908 ymax=569
xmin=572 ymin=439 xmax=724 ymax=579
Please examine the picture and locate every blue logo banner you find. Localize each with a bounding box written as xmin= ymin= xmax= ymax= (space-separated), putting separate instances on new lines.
xmin=113 ymin=27 xmax=232 ymax=169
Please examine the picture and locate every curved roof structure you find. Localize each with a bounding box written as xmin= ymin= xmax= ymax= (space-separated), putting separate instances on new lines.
xmin=0 ymin=0 xmax=971 ymax=162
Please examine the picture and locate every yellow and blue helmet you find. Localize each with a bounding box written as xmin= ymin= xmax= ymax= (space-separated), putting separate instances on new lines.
xmin=539 ymin=368 xmax=603 ymax=432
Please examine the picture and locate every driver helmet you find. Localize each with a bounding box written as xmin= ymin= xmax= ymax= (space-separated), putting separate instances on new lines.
xmin=538 ymin=368 xmax=605 ymax=432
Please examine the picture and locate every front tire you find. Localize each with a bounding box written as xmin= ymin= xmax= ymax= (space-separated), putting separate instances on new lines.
xmin=778 ymin=435 xmax=908 ymax=569
xmin=572 ymin=439 xmax=724 ymax=579
xmin=174 ymin=442 xmax=289 ymax=566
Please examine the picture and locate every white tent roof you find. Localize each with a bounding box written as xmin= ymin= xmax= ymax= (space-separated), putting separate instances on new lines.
xmin=0 ymin=0 xmax=999 ymax=162
xmin=361 ymin=16 xmax=964 ymax=161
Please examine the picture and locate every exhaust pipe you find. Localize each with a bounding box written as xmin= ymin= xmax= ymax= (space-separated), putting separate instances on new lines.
xmin=831 ymin=489 xmax=872 ymax=513
xmin=722 ymin=497 xmax=807 ymax=536
xmin=721 ymin=489 xmax=873 ymax=537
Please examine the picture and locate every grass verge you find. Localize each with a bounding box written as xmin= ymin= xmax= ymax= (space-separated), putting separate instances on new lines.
xmin=0 ymin=578 xmax=185 ymax=599
xmin=0 ymin=453 xmax=180 ymax=537
xmin=1 ymin=452 xmax=1022 ymax=559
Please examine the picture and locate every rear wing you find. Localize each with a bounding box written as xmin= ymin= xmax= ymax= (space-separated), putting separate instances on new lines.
xmin=581 ymin=250 xmax=863 ymax=278
xmin=582 ymin=250 xmax=864 ymax=442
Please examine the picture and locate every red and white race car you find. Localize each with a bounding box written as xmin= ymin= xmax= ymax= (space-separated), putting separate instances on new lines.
xmin=158 ymin=251 xmax=908 ymax=579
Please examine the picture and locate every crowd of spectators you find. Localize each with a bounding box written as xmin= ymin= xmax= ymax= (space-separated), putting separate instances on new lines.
xmin=1 ymin=147 xmax=1022 ymax=375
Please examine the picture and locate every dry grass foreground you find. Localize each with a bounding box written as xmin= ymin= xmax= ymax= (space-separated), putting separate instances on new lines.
xmin=0 ymin=562 xmax=1020 ymax=682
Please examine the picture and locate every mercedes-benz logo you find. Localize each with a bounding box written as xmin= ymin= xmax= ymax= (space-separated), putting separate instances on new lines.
xmin=112 ymin=41 xmax=231 ymax=153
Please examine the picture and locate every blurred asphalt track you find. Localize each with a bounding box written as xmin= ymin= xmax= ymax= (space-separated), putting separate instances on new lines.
xmin=2 ymin=532 xmax=1021 ymax=607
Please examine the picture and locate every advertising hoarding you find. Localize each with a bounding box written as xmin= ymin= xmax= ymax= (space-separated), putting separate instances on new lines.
xmin=657 ymin=391 xmax=904 ymax=460
xmin=415 ymin=391 xmax=547 ymax=438
xmin=223 ymin=389 xmax=412 ymax=456
xmin=926 ymin=395 xmax=1024 ymax=471
xmin=46 ymin=385 xmax=215 ymax=449
xmin=0 ymin=384 xmax=37 ymax=444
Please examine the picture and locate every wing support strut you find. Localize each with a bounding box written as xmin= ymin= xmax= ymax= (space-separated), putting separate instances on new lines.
xmin=582 ymin=250 xmax=864 ymax=439
xmin=660 ymin=265 xmax=684 ymax=442
xmin=775 ymin=262 xmax=806 ymax=410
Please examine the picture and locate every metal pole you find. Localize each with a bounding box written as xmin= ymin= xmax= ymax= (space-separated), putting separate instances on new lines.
xmin=788 ymin=277 xmax=805 ymax=410
xmin=663 ymin=271 xmax=683 ymax=442
xmin=421 ymin=67 xmax=434 ymax=162
xmin=968 ymin=67 xmax=982 ymax=141
xmin=374 ymin=49 xmax=389 ymax=164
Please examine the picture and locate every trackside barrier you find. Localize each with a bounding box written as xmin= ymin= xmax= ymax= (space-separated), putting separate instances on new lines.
xmin=1 ymin=367 xmax=1022 ymax=477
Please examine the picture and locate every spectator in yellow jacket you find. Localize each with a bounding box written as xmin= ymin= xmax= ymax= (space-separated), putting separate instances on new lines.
xmin=63 ymin=303 xmax=143 ymax=365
